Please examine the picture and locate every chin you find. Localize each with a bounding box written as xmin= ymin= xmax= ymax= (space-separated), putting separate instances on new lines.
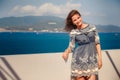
xmin=79 ymin=24 xmax=82 ymax=26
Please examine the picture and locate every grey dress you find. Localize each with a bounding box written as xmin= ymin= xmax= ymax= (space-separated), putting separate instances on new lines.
xmin=69 ymin=24 xmax=100 ymax=77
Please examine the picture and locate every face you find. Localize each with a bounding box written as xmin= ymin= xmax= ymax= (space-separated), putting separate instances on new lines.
xmin=72 ymin=14 xmax=82 ymax=27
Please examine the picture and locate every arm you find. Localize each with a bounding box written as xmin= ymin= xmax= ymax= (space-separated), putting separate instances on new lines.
xmin=94 ymin=25 xmax=102 ymax=69
xmin=62 ymin=47 xmax=72 ymax=61
xmin=62 ymin=32 xmax=75 ymax=61
xmin=96 ymin=43 xmax=102 ymax=69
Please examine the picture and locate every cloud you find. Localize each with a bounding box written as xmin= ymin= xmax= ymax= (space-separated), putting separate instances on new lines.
xmin=37 ymin=3 xmax=61 ymax=15
xmin=11 ymin=5 xmax=37 ymax=15
xmin=21 ymin=5 xmax=37 ymax=13
xmin=10 ymin=2 xmax=81 ymax=17
xmin=83 ymin=11 xmax=106 ymax=17
xmin=10 ymin=2 xmax=104 ymax=18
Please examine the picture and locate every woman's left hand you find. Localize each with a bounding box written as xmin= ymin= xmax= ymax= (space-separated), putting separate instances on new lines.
xmin=98 ymin=60 xmax=102 ymax=69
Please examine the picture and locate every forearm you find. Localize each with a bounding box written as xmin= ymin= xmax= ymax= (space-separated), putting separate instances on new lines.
xmin=96 ymin=44 xmax=102 ymax=61
xmin=62 ymin=47 xmax=72 ymax=61
xmin=65 ymin=47 xmax=72 ymax=54
xmin=96 ymin=43 xmax=102 ymax=69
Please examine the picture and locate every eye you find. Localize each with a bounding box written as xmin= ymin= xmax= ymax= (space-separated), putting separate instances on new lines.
xmin=73 ymin=19 xmax=76 ymax=22
xmin=72 ymin=18 xmax=76 ymax=22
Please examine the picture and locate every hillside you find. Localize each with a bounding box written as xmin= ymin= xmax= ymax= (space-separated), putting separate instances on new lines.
xmin=0 ymin=16 xmax=120 ymax=32
xmin=0 ymin=16 xmax=65 ymax=32
xmin=96 ymin=25 xmax=120 ymax=32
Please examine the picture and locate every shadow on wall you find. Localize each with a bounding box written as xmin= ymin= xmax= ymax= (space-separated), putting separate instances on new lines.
xmin=0 ymin=57 xmax=21 ymax=80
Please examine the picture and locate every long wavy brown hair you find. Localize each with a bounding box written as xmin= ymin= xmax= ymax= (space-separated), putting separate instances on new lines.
xmin=64 ymin=10 xmax=81 ymax=32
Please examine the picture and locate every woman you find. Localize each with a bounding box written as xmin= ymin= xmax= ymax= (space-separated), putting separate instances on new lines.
xmin=62 ymin=10 xmax=102 ymax=80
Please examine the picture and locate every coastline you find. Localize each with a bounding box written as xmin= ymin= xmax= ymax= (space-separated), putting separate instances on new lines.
xmin=1 ymin=29 xmax=120 ymax=33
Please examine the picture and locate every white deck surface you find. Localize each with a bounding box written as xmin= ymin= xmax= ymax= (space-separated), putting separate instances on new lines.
xmin=0 ymin=50 xmax=120 ymax=80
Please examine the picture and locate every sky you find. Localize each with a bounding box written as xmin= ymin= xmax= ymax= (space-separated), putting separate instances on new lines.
xmin=0 ymin=0 xmax=120 ymax=26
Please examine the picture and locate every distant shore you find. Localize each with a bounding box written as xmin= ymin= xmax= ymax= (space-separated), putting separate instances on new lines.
xmin=1 ymin=27 xmax=120 ymax=33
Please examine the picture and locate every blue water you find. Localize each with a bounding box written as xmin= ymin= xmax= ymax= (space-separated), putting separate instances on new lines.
xmin=0 ymin=32 xmax=120 ymax=55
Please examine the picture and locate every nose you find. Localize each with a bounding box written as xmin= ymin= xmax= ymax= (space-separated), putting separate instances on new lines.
xmin=76 ymin=19 xmax=80 ymax=24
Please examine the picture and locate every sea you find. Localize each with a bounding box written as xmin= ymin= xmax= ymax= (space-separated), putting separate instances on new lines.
xmin=0 ymin=32 xmax=120 ymax=55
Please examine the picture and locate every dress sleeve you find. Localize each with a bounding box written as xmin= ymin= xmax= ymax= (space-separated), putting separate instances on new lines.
xmin=68 ymin=30 xmax=76 ymax=51
xmin=93 ymin=25 xmax=100 ymax=44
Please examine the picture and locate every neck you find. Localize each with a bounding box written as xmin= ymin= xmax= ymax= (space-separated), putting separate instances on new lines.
xmin=77 ymin=24 xmax=84 ymax=29
xmin=77 ymin=24 xmax=88 ymax=30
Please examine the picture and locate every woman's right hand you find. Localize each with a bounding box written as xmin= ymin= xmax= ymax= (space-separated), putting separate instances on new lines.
xmin=62 ymin=51 xmax=69 ymax=62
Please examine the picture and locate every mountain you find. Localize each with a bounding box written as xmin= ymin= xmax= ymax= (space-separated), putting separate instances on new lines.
xmin=96 ymin=25 xmax=120 ymax=32
xmin=0 ymin=16 xmax=65 ymax=31
xmin=0 ymin=16 xmax=120 ymax=32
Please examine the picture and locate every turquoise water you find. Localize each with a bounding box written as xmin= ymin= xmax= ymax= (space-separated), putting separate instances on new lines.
xmin=0 ymin=32 xmax=120 ymax=55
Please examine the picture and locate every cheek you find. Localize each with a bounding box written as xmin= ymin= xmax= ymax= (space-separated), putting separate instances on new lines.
xmin=79 ymin=18 xmax=82 ymax=22
xmin=73 ymin=21 xmax=77 ymax=25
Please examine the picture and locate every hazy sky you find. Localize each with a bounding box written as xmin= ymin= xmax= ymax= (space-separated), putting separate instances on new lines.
xmin=0 ymin=0 xmax=120 ymax=26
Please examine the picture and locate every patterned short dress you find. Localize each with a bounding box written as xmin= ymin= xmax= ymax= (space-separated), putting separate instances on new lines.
xmin=68 ymin=24 xmax=100 ymax=77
